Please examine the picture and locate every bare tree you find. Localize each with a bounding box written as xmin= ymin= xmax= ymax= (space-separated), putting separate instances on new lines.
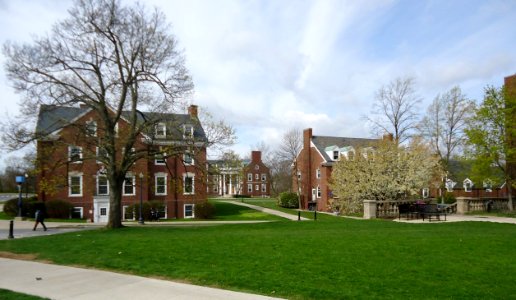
xmin=418 ymin=86 xmax=475 ymax=168
xmin=367 ymin=77 xmax=421 ymax=144
xmin=2 ymin=0 xmax=194 ymax=228
xmin=276 ymin=128 xmax=302 ymax=205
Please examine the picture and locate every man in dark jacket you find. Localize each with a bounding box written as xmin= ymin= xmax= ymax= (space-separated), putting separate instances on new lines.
xmin=33 ymin=202 xmax=47 ymax=231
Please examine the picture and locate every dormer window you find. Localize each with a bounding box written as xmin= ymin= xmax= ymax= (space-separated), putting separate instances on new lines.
xmin=445 ymin=179 xmax=456 ymax=192
xmin=333 ymin=151 xmax=339 ymax=160
xmin=464 ymin=178 xmax=473 ymax=192
xmin=483 ymin=180 xmax=493 ymax=193
xmin=183 ymin=124 xmax=193 ymax=139
xmin=347 ymin=151 xmax=355 ymax=161
xmin=155 ymin=123 xmax=166 ymax=138
xmin=422 ymin=188 xmax=429 ymax=198
xmin=155 ymin=152 xmax=166 ymax=165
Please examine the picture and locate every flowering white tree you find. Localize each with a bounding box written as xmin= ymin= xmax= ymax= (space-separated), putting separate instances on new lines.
xmin=329 ymin=139 xmax=442 ymax=214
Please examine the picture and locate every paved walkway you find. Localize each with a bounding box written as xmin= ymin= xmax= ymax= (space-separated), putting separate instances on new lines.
xmin=0 ymin=258 xmax=282 ymax=300
xmin=219 ymin=200 xmax=309 ymax=221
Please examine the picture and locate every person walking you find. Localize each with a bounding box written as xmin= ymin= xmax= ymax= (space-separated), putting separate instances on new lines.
xmin=33 ymin=203 xmax=47 ymax=231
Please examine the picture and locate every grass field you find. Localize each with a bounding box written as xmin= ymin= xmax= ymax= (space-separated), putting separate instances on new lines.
xmin=1 ymin=214 xmax=515 ymax=299
xmin=0 ymin=289 xmax=47 ymax=300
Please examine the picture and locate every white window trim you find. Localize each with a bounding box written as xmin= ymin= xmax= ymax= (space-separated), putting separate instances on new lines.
xmin=69 ymin=173 xmax=83 ymax=197
xmin=183 ymin=124 xmax=194 ymax=139
xmin=114 ymin=122 xmax=119 ymax=137
xmin=261 ymin=174 xmax=266 ymax=181
xmin=184 ymin=204 xmax=195 ymax=219
xmin=255 ymin=174 xmax=259 ymax=180
xmin=123 ymin=175 xmax=136 ymax=196
xmin=247 ymin=173 xmax=252 ymax=181
xmin=73 ymin=207 xmax=84 ymax=219
xmin=261 ymin=183 xmax=266 ymax=192
xmin=317 ymin=185 xmax=321 ymax=198
xmin=155 ymin=152 xmax=166 ymax=165
xmin=183 ymin=152 xmax=195 ymax=166
xmin=155 ymin=173 xmax=167 ymax=195
xmin=183 ymin=172 xmax=195 ymax=195
xmin=155 ymin=122 xmax=166 ymax=137
xmin=333 ymin=151 xmax=340 ymax=161
xmin=247 ymin=184 xmax=252 ymax=192
xmin=464 ymin=178 xmax=473 ymax=192
xmin=316 ymin=169 xmax=321 ymax=179
xmin=255 ymin=184 xmax=259 ymax=191
xmin=97 ymin=175 xmax=109 ymax=196
xmin=68 ymin=146 xmax=83 ymax=164
xmin=96 ymin=147 xmax=107 ymax=164
xmin=86 ymin=120 xmax=97 ymax=137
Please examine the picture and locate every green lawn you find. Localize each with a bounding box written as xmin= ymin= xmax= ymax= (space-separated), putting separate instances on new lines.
xmin=237 ymin=198 xmax=335 ymax=220
xmin=0 ymin=289 xmax=48 ymax=300
xmin=210 ymin=200 xmax=284 ymax=221
xmin=1 ymin=217 xmax=514 ymax=299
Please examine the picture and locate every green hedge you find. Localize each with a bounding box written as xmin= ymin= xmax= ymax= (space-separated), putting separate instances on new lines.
xmin=278 ymin=192 xmax=299 ymax=208
xmin=194 ymin=201 xmax=216 ymax=219
xmin=3 ymin=196 xmax=38 ymax=218
xmin=126 ymin=200 xmax=165 ymax=221
xmin=46 ymin=200 xmax=73 ymax=218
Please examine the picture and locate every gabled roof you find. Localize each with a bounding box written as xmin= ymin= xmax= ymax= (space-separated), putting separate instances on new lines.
xmin=36 ymin=104 xmax=207 ymax=142
xmin=36 ymin=105 xmax=90 ymax=136
xmin=312 ymin=135 xmax=378 ymax=162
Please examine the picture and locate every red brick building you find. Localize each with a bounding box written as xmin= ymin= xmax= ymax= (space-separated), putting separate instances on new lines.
xmin=294 ymin=128 xmax=379 ymax=211
xmin=207 ymin=151 xmax=271 ymax=198
xmin=242 ymin=151 xmax=271 ymax=197
xmin=36 ymin=104 xmax=207 ymax=222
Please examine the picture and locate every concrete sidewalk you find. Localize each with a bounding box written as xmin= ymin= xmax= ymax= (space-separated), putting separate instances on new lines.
xmin=0 ymin=258 xmax=283 ymax=300
xmin=219 ymin=200 xmax=309 ymax=221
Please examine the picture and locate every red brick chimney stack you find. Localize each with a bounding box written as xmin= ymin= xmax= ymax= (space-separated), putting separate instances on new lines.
xmin=251 ymin=151 xmax=262 ymax=163
xmin=188 ymin=105 xmax=198 ymax=118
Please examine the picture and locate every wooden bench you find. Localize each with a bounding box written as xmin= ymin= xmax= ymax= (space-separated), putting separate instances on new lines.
xmin=421 ymin=204 xmax=446 ymax=222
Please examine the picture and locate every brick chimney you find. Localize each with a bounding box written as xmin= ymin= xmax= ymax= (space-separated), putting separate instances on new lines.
xmin=188 ymin=105 xmax=198 ymax=118
xmin=251 ymin=151 xmax=262 ymax=163
xmin=382 ymin=132 xmax=394 ymax=141
xmin=303 ymin=128 xmax=312 ymax=151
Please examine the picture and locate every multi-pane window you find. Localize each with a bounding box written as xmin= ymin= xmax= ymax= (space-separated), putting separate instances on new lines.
xmin=255 ymin=174 xmax=259 ymax=180
xmin=183 ymin=173 xmax=194 ymax=195
xmin=261 ymin=184 xmax=266 ymax=192
xmin=96 ymin=147 xmax=108 ymax=164
xmin=86 ymin=120 xmax=97 ymax=136
xmin=155 ymin=153 xmax=166 ymax=165
xmin=183 ymin=124 xmax=193 ymax=139
xmin=97 ymin=176 xmax=109 ymax=195
xmin=297 ymin=172 xmax=301 ymax=180
xmin=261 ymin=174 xmax=266 ymax=181
xmin=184 ymin=204 xmax=194 ymax=218
xmin=348 ymin=151 xmax=355 ymax=161
xmin=255 ymin=184 xmax=259 ymax=191
xmin=247 ymin=173 xmax=252 ymax=181
xmin=69 ymin=146 xmax=83 ymax=163
xmin=155 ymin=123 xmax=166 ymax=137
xmin=317 ymin=186 xmax=321 ymax=198
xmin=184 ymin=153 xmax=194 ymax=165
xmin=124 ymin=176 xmax=135 ymax=195
xmin=333 ymin=150 xmax=339 ymax=160
xmin=155 ymin=175 xmax=167 ymax=195
xmin=247 ymin=184 xmax=252 ymax=192
xmin=69 ymin=175 xmax=83 ymax=196
xmin=316 ymin=169 xmax=321 ymax=179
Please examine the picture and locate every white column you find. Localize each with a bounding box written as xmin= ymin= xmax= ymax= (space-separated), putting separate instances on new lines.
xmin=218 ymin=175 xmax=222 ymax=196
xmin=223 ymin=174 xmax=226 ymax=195
xmin=229 ymin=174 xmax=233 ymax=195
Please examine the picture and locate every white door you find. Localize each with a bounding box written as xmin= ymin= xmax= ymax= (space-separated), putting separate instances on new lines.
xmin=94 ymin=198 xmax=110 ymax=223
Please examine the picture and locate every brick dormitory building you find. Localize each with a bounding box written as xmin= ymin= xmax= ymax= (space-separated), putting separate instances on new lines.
xmin=35 ymin=104 xmax=207 ymax=222
xmin=207 ymin=151 xmax=271 ymax=198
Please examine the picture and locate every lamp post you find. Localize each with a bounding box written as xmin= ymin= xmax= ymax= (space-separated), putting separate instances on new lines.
xmin=24 ymin=173 xmax=28 ymax=200
xmin=15 ymin=175 xmax=25 ymax=218
xmin=138 ymin=173 xmax=144 ymax=224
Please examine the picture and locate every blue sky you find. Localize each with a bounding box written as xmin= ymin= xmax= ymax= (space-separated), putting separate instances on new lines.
xmin=1 ymin=0 xmax=515 ymax=165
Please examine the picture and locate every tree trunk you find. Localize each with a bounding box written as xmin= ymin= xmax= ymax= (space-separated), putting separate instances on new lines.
xmin=107 ymin=180 xmax=124 ymax=228
xmin=507 ymin=178 xmax=514 ymax=211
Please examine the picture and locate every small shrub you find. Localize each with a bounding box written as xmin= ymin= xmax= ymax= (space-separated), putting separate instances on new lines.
xmin=194 ymin=202 xmax=216 ymax=219
xmin=233 ymin=194 xmax=251 ymax=199
xmin=278 ymin=192 xmax=299 ymax=208
xmin=439 ymin=192 xmax=456 ymax=204
xmin=3 ymin=196 xmax=38 ymax=217
xmin=46 ymin=200 xmax=73 ymax=219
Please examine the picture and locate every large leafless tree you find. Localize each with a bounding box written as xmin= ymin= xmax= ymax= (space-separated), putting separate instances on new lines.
xmin=276 ymin=128 xmax=303 ymax=206
xmin=2 ymin=0 xmax=195 ymax=228
xmin=418 ymin=86 xmax=475 ymax=168
xmin=367 ymin=77 xmax=421 ymax=144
